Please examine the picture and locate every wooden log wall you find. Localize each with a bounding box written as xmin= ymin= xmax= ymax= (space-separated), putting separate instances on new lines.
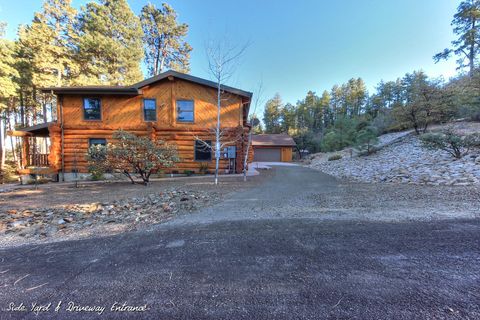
xmin=59 ymin=126 xmax=249 ymax=174
xmin=52 ymin=76 xmax=252 ymax=175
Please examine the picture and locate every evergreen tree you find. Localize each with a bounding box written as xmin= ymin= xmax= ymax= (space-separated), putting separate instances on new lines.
xmin=140 ymin=3 xmax=192 ymax=76
xmin=77 ymin=0 xmax=144 ymax=85
xmin=319 ymin=90 xmax=331 ymax=128
xmin=17 ymin=0 xmax=77 ymax=88
xmin=434 ymin=0 xmax=480 ymax=75
xmin=0 ymin=23 xmax=19 ymax=108
xmin=16 ymin=0 xmax=78 ymax=123
xmin=281 ymin=103 xmax=296 ymax=134
xmin=0 ymin=23 xmax=19 ymax=170
xmin=263 ymin=93 xmax=283 ymax=133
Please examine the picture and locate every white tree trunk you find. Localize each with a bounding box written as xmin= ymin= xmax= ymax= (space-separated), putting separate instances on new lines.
xmin=214 ymin=81 xmax=221 ymax=185
xmin=243 ymin=129 xmax=252 ymax=181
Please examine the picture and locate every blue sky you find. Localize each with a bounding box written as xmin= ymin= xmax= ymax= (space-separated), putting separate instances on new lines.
xmin=0 ymin=0 xmax=459 ymax=114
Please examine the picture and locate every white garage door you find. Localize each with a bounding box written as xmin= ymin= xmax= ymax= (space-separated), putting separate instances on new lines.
xmin=253 ymin=148 xmax=282 ymax=162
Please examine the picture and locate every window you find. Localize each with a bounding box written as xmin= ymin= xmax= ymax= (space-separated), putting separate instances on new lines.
xmin=143 ymin=99 xmax=157 ymax=121
xmin=83 ymin=98 xmax=101 ymax=120
xmin=177 ymin=100 xmax=194 ymax=122
xmin=195 ymin=140 xmax=211 ymax=161
xmin=89 ymin=138 xmax=107 ymax=147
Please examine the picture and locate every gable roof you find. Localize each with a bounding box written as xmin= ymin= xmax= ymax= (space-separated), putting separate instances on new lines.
xmin=133 ymin=70 xmax=253 ymax=99
xmin=41 ymin=70 xmax=252 ymax=99
xmin=252 ymin=134 xmax=297 ymax=147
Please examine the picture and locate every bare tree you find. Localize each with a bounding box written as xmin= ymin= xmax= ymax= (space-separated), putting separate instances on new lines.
xmin=204 ymin=38 xmax=249 ymax=185
xmin=243 ymin=81 xmax=264 ymax=181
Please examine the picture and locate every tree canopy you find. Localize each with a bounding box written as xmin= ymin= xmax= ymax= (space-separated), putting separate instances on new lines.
xmin=140 ymin=3 xmax=192 ymax=76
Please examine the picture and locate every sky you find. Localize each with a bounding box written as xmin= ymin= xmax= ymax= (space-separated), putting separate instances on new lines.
xmin=0 ymin=0 xmax=459 ymax=115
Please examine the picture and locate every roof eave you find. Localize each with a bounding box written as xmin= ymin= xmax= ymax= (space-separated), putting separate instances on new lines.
xmin=41 ymin=88 xmax=142 ymax=96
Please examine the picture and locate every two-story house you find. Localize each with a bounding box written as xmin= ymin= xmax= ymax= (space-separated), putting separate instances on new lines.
xmin=9 ymin=70 xmax=253 ymax=182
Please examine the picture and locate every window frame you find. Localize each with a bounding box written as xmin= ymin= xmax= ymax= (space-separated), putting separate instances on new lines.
xmin=88 ymin=138 xmax=107 ymax=147
xmin=83 ymin=97 xmax=102 ymax=121
xmin=176 ymin=99 xmax=195 ymax=123
xmin=194 ymin=140 xmax=212 ymax=162
xmin=143 ymin=98 xmax=157 ymax=122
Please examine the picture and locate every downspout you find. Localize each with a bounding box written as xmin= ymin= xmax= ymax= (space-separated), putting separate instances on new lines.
xmin=58 ymin=94 xmax=65 ymax=182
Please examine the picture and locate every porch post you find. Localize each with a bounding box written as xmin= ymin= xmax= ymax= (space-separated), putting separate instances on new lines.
xmin=21 ymin=136 xmax=29 ymax=169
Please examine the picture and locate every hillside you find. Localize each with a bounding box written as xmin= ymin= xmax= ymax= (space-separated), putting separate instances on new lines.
xmin=307 ymin=122 xmax=480 ymax=186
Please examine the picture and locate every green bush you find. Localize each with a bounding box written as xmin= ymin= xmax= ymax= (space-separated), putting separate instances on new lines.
xmin=327 ymin=154 xmax=342 ymax=161
xmin=184 ymin=170 xmax=194 ymax=176
xmin=86 ymin=145 xmax=108 ymax=181
xmin=420 ymin=127 xmax=480 ymax=159
xmin=355 ymin=126 xmax=379 ymax=155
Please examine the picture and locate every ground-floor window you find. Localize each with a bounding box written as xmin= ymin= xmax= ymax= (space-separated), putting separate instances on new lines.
xmin=89 ymin=138 xmax=107 ymax=147
xmin=195 ymin=140 xmax=212 ymax=161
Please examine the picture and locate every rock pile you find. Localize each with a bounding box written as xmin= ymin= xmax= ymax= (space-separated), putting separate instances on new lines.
xmin=1 ymin=188 xmax=217 ymax=239
xmin=308 ymin=134 xmax=480 ymax=186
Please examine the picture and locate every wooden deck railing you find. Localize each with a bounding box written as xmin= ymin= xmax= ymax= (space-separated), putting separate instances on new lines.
xmin=28 ymin=153 xmax=49 ymax=167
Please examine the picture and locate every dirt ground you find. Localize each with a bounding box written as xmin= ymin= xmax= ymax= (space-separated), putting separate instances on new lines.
xmin=0 ymin=173 xmax=271 ymax=211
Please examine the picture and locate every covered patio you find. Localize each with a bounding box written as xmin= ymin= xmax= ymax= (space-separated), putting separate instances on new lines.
xmin=7 ymin=122 xmax=60 ymax=177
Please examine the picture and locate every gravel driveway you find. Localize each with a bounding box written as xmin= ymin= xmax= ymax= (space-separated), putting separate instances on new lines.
xmin=0 ymin=166 xmax=479 ymax=319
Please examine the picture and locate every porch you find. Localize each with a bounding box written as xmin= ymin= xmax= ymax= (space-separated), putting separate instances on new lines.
xmin=7 ymin=122 xmax=60 ymax=176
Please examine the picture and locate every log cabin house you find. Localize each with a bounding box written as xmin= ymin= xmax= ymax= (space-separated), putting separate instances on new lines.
xmin=8 ymin=70 xmax=253 ymax=182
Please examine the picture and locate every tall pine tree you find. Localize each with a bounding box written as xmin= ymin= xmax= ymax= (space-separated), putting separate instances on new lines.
xmin=434 ymin=0 xmax=480 ymax=75
xmin=77 ymin=0 xmax=144 ymax=85
xmin=140 ymin=3 xmax=192 ymax=76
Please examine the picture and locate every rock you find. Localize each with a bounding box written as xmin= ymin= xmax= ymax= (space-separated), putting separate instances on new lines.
xmin=180 ymin=197 xmax=189 ymax=202
xmin=63 ymin=217 xmax=73 ymax=223
xmin=10 ymin=220 xmax=28 ymax=229
xmin=57 ymin=218 xmax=66 ymax=225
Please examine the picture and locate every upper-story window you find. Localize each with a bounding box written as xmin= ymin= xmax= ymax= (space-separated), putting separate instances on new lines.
xmin=176 ymin=100 xmax=194 ymax=123
xmin=83 ymin=98 xmax=101 ymax=120
xmin=143 ymin=99 xmax=157 ymax=122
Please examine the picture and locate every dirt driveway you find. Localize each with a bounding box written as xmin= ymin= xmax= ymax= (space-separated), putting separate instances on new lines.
xmin=0 ymin=166 xmax=479 ymax=319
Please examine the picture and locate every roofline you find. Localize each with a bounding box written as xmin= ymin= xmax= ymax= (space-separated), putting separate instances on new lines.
xmin=41 ymin=87 xmax=141 ymax=95
xmin=133 ymin=70 xmax=253 ymax=99
xmin=41 ymin=70 xmax=253 ymax=99
xmin=18 ymin=121 xmax=54 ymax=132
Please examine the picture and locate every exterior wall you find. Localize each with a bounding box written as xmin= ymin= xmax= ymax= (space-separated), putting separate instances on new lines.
xmin=56 ymin=78 xmax=249 ymax=175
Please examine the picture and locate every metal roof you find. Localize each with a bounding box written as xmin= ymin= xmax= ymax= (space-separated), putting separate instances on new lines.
xmin=252 ymin=134 xmax=297 ymax=147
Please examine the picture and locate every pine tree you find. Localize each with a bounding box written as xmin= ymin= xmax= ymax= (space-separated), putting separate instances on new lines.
xmin=17 ymin=0 xmax=77 ymax=88
xmin=16 ymin=0 xmax=78 ymax=123
xmin=434 ymin=0 xmax=480 ymax=75
xmin=140 ymin=3 xmax=192 ymax=76
xmin=77 ymin=0 xmax=144 ymax=85
xmin=263 ymin=94 xmax=283 ymax=133
xmin=0 ymin=23 xmax=19 ymax=170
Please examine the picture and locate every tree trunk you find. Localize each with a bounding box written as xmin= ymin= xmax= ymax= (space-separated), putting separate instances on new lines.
xmin=214 ymin=81 xmax=221 ymax=185
xmin=243 ymin=129 xmax=252 ymax=182
xmin=0 ymin=113 xmax=5 ymax=171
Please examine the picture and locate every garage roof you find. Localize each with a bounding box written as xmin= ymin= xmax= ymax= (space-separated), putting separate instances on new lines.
xmin=252 ymin=134 xmax=296 ymax=147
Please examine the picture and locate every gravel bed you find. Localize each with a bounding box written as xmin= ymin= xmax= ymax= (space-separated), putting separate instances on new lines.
xmin=307 ymin=123 xmax=480 ymax=186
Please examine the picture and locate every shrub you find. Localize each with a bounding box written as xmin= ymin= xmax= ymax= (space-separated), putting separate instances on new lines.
xmin=184 ymin=170 xmax=194 ymax=176
xmin=86 ymin=144 xmax=108 ymax=180
xmin=420 ymin=127 xmax=480 ymax=159
xmin=328 ymin=154 xmax=342 ymax=161
xmin=86 ymin=130 xmax=180 ymax=185
xmin=199 ymin=162 xmax=209 ymax=174
xmin=355 ymin=126 xmax=379 ymax=155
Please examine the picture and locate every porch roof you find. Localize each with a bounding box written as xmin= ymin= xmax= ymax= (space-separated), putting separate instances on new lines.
xmin=10 ymin=122 xmax=54 ymax=137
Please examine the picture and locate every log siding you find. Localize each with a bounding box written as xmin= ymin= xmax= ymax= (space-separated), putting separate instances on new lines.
xmin=47 ymin=76 xmax=251 ymax=175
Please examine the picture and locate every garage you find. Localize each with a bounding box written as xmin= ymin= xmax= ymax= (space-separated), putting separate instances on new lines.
xmin=252 ymin=134 xmax=296 ymax=162
xmin=253 ymin=148 xmax=282 ymax=162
